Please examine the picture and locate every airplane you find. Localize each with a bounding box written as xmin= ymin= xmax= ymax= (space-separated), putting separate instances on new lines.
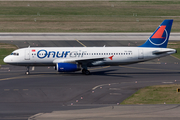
xmin=3 ymin=19 xmax=176 ymax=75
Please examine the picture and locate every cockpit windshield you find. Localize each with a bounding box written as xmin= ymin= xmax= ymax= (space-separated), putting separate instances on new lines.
xmin=11 ymin=53 xmax=19 ymax=56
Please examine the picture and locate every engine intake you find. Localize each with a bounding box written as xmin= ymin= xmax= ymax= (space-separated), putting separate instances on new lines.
xmin=56 ymin=63 xmax=81 ymax=72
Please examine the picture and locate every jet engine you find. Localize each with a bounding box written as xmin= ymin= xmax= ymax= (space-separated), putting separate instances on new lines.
xmin=56 ymin=63 xmax=81 ymax=72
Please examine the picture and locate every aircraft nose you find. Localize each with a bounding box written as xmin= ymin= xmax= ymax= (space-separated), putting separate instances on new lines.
xmin=3 ymin=56 xmax=10 ymax=63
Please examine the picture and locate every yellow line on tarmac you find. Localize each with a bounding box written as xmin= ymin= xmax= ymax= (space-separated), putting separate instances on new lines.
xmin=89 ymin=66 xmax=110 ymax=70
xmin=0 ymin=76 xmax=26 ymax=81
xmin=75 ymin=39 xmax=86 ymax=47
xmin=0 ymin=75 xmax=40 ymax=81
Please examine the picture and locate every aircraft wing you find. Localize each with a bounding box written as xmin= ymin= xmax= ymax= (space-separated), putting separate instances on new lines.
xmin=53 ymin=56 xmax=114 ymax=64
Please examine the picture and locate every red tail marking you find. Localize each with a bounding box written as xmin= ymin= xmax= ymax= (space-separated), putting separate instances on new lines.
xmin=109 ymin=55 xmax=114 ymax=60
xmin=151 ymin=25 xmax=166 ymax=39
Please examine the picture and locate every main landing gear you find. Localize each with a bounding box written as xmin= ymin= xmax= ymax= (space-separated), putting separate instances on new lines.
xmin=82 ymin=69 xmax=90 ymax=75
xmin=25 ymin=66 xmax=30 ymax=75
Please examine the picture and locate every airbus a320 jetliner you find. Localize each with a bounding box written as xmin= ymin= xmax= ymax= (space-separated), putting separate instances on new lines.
xmin=4 ymin=20 xmax=176 ymax=75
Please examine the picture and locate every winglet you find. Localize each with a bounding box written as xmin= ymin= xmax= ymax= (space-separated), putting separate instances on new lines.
xmin=109 ymin=55 xmax=114 ymax=60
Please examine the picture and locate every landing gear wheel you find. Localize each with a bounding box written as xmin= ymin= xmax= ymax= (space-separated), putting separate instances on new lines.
xmin=84 ymin=70 xmax=90 ymax=75
xmin=25 ymin=71 xmax=29 ymax=75
xmin=82 ymin=69 xmax=90 ymax=75
xmin=25 ymin=66 xmax=30 ymax=75
xmin=82 ymin=69 xmax=86 ymax=74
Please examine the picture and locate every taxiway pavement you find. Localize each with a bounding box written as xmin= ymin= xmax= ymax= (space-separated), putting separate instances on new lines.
xmin=0 ymin=33 xmax=180 ymax=41
xmin=0 ymin=64 xmax=180 ymax=120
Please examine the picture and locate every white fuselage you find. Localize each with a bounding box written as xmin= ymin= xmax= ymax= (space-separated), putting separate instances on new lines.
xmin=4 ymin=47 xmax=176 ymax=67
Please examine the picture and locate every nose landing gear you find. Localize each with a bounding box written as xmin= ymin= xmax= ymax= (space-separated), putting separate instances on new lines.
xmin=25 ymin=66 xmax=30 ymax=75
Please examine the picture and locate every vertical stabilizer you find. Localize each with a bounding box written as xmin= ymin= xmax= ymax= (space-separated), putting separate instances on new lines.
xmin=139 ymin=19 xmax=173 ymax=48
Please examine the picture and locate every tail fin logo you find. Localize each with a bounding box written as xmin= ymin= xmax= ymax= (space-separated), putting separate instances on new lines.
xmin=149 ymin=25 xmax=168 ymax=46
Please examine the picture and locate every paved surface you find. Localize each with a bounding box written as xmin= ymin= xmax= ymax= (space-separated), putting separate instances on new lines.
xmin=32 ymin=104 xmax=180 ymax=120
xmin=0 ymin=35 xmax=180 ymax=120
xmin=0 ymin=33 xmax=180 ymax=41
xmin=0 ymin=64 xmax=180 ymax=120
xmin=1 ymin=40 xmax=146 ymax=48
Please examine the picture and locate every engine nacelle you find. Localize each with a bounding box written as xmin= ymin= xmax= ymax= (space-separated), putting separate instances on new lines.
xmin=56 ymin=63 xmax=81 ymax=72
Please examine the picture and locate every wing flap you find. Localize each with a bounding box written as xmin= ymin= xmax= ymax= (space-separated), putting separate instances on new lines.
xmin=53 ymin=57 xmax=104 ymax=64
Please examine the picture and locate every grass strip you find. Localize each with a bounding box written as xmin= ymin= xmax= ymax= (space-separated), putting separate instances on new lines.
xmin=0 ymin=1 xmax=180 ymax=32
xmin=121 ymin=84 xmax=180 ymax=104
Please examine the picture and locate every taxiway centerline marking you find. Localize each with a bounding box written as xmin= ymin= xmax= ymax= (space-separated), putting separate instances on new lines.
xmin=75 ymin=39 xmax=86 ymax=47
xmin=0 ymin=75 xmax=41 ymax=81
xmin=89 ymin=66 xmax=110 ymax=70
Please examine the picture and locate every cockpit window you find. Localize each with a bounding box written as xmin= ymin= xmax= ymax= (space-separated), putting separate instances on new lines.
xmin=11 ymin=53 xmax=19 ymax=56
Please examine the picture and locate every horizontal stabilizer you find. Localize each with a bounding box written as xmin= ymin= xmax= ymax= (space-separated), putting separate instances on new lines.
xmin=152 ymin=49 xmax=177 ymax=55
